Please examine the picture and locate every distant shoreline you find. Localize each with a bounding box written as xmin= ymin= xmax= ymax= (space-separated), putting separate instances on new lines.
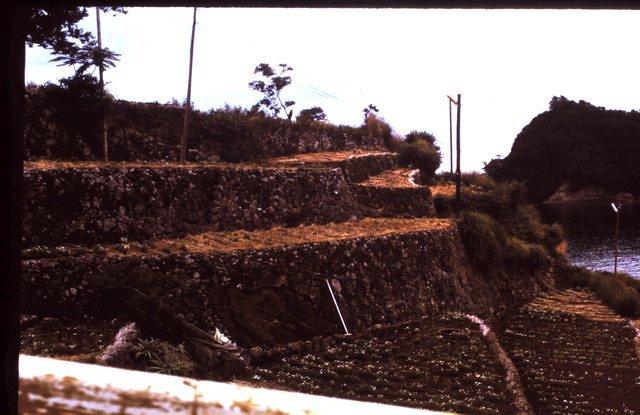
xmin=543 ymin=186 xmax=638 ymax=205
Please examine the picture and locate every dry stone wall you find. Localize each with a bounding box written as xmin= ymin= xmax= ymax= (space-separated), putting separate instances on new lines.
xmin=352 ymin=185 xmax=436 ymax=218
xmin=23 ymin=165 xmax=360 ymax=247
xmin=336 ymin=153 xmax=398 ymax=183
xmin=22 ymin=223 xmax=553 ymax=347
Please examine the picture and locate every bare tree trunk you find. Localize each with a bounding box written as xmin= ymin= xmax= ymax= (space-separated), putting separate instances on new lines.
xmin=96 ymin=7 xmax=108 ymax=162
xmin=180 ymin=7 xmax=197 ymax=163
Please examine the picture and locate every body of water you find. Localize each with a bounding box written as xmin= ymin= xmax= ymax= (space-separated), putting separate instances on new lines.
xmin=541 ymin=202 xmax=640 ymax=279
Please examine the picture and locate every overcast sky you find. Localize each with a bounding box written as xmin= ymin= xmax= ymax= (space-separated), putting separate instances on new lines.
xmin=25 ymin=8 xmax=640 ymax=171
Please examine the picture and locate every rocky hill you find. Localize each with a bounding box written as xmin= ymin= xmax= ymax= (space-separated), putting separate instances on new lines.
xmin=485 ymin=97 xmax=640 ymax=202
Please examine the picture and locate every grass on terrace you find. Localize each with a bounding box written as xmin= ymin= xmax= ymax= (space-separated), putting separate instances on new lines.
xmin=266 ymin=149 xmax=392 ymax=165
xmin=118 ymin=217 xmax=451 ymax=256
xmin=25 ymin=149 xmax=394 ymax=171
xmin=24 ymin=159 xmax=297 ymax=171
xmin=29 ymin=218 xmax=452 ymax=258
xmin=430 ymin=183 xmax=457 ymax=197
xmin=359 ymin=168 xmax=420 ymax=188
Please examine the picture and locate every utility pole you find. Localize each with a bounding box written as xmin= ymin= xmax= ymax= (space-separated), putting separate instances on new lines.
xmin=96 ymin=7 xmax=108 ymax=162
xmin=449 ymin=98 xmax=453 ymax=174
xmin=180 ymin=7 xmax=197 ymax=163
xmin=448 ymin=95 xmax=462 ymax=204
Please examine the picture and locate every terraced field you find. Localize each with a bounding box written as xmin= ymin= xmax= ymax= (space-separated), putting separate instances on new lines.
xmin=500 ymin=289 xmax=640 ymax=414
xmin=251 ymin=314 xmax=521 ymax=415
xmin=22 ymin=148 xmax=639 ymax=414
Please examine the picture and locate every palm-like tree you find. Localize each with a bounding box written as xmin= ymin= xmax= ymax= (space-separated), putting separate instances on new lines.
xmin=50 ymin=39 xmax=120 ymax=76
xmin=50 ymin=8 xmax=121 ymax=161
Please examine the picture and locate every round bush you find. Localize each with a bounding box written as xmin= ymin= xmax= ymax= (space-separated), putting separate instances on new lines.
xmin=398 ymin=139 xmax=442 ymax=181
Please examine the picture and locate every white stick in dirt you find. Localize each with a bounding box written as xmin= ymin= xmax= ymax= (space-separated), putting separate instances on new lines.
xmin=326 ymin=278 xmax=350 ymax=335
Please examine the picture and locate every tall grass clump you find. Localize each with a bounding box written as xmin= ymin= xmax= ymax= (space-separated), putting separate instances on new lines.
xmin=132 ymin=338 xmax=196 ymax=376
xmin=504 ymin=237 xmax=550 ymax=270
xmin=458 ymin=211 xmax=507 ymax=271
xmin=458 ymin=210 xmax=552 ymax=274
xmin=555 ymin=265 xmax=640 ymax=318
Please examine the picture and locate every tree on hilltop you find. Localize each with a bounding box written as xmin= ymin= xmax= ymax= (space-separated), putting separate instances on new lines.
xmin=28 ymin=6 xmax=126 ymax=162
xmin=249 ymin=63 xmax=296 ymax=121
xmin=296 ymin=106 xmax=327 ymax=123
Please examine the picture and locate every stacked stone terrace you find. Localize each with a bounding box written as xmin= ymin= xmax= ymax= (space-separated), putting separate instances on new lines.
xmin=21 ymin=149 xmax=640 ymax=414
xmin=22 ymin=150 xmax=448 ymax=346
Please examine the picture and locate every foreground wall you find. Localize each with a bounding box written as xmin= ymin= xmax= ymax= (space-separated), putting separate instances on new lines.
xmin=23 ymin=165 xmax=361 ymax=247
xmin=22 ymin=223 xmax=553 ymax=347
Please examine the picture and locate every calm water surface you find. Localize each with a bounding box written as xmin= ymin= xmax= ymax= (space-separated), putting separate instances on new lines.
xmin=541 ymin=203 xmax=640 ymax=279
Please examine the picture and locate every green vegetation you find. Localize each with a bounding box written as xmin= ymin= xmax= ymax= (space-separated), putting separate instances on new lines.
xmin=555 ymin=265 xmax=640 ymax=318
xmin=446 ymin=174 xmax=562 ymax=274
xmin=296 ymin=106 xmax=327 ymax=124
xmin=397 ymin=138 xmax=441 ymax=182
xmin=458 ymin=211 xmax=506 ymax=271
xmin=24 ymin=78 xmax=391 ymax=162
xmin=458 ymin=210 xmax=551 ymax=273
xmin=132 ymin=338 xmax=196 ymax=376
xmin=485 ymin=96 xmax=640 ymax=201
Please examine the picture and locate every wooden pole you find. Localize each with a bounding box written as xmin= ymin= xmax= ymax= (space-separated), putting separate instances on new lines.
xmin=96 ymin=7 xmax=108 ymax=162
xmin=180 ymin=7 xmax=197 ymax=163
xmin=449 ymin=99 xmax=453 ymax=174
xmin=455 ymin=93 xmax=461 ymax=205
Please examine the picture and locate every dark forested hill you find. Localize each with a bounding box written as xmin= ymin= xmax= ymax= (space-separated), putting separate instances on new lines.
xmin=485 ymin=97 xmax=640 ymax=202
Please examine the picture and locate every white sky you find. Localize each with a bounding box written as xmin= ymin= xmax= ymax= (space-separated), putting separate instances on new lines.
xmin=25 ymin=8 xmax=640 ymax=171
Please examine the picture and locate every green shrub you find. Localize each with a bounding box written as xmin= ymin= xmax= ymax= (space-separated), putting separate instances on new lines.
xmin=435 ymin=172 xmax=496 ymax=190
xmin=506 ymin=204 xmax=564 ymax=256
xmin=504 ymin=237 xmax=549 ymax=270
xmin=132 ymin=338 xmax=196 ymax=376
xmin=398 ymin=138 xmax=442 ymax=181
xmin=385 ymin=133 xmax=407 ymax=153
xmin=405 ymin=131 xmax=436 ymax=146
xmin=458 ymin=210 xmax=506 ymax=271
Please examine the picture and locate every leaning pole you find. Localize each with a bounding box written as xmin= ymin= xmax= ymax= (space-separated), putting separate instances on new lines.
xmin=455 ymin=94 xmax=461 ymax=205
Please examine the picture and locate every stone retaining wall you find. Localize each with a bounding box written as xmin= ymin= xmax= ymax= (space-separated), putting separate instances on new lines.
xmin=23 ymin=165 xmax=360 ymax=247
xmin=22 ymin=223 xmax=553 ymax=347
xmin=337 ymin=153 xmax=398 ymax=183
xmin=352 ymin=185 xmax=436 ymax=217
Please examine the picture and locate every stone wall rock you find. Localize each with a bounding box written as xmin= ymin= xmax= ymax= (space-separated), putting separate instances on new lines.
xmin=21 ymin=223 xmax=553 ymax=348
xmin=23 ymin=166 xmax=360 ymax=247
xmin=351 ymin=185 xmax=436 ymax=217
xmin=338 ymin=153 xmax=398 ymax=183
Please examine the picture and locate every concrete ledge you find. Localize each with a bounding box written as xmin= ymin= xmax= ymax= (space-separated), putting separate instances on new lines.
xmin=19 ymin=354 xmax=450 ymax=414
